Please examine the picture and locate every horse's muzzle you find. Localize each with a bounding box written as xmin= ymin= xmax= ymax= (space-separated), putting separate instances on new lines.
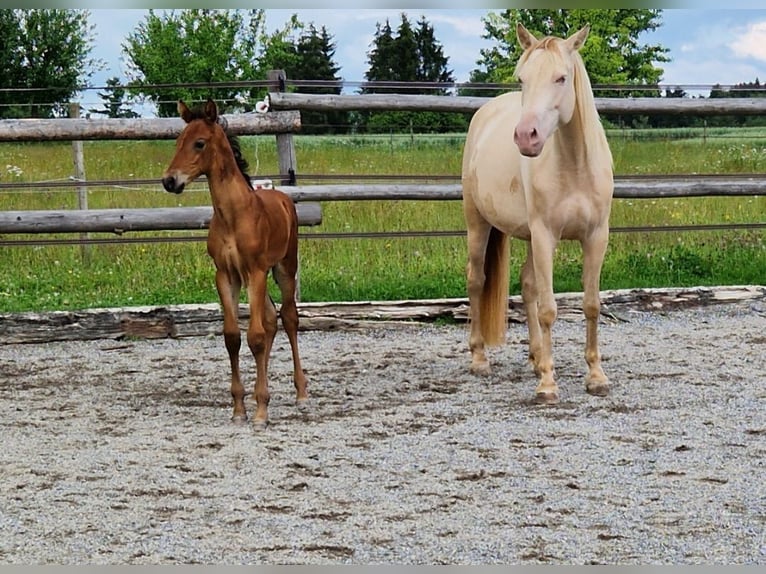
xmin=162 ymin=176 xmax=185 ymax=194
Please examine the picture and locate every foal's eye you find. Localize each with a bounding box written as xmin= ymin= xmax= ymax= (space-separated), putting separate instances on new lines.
xmin=194 ymin=139 xmax=205 ymax=150
xmin=556 ymin=76 xmax=567 ymax=84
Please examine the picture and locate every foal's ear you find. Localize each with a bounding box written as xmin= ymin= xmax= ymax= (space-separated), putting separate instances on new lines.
xmin=178 ymin=100 xmax=193 ymax=123
xmin=204 ymin=98 xmax=218 ymax=123
xmin=565 ymin=24 xmax=590 ymax=52
xmin=516 ymin=23 xmax=537 ymax=50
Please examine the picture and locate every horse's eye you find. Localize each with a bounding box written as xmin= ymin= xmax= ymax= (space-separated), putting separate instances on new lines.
xmin=556 ymin=76 xmax=567 ymax=84
xmin=194 ymin=139 xmax=205 ymax=150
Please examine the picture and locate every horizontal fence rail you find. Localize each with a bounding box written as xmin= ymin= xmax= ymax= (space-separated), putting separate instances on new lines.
xmin=0 ymin=110 xmax=301 ymax=142
xmin=0 ymin=203 xmax=322 ymax=235
xmin=268 ymin=92 xmax=766 ymax=115
xmin=0 ymin=175 xmax=763 ymax=245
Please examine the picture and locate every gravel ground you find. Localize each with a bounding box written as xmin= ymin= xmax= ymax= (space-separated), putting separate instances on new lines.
xmin=0 ymin=300 xmax=764 ymax=565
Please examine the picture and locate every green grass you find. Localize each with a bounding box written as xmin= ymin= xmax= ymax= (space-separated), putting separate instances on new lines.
xmin=0 ymin=128 xmax=764 ymax=313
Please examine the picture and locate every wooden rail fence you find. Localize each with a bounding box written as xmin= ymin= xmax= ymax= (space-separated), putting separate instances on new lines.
xmin=0 ymin=84 xmax=764 ymax=240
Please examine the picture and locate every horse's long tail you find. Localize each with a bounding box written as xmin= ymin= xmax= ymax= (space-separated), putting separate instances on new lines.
xmin=480 ymin=226 xmax=510 ymax=346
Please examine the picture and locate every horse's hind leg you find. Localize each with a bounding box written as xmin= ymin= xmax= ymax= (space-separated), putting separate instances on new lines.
xmin=464 ymin=196 xmax=493 ymax=375
xmin=273 ymin=261 xmax=308 ymax=406
xmin=215 ymin=270 xmax=247 ymax=423
xmin=581 ymin=229 xmax=610 ymax=397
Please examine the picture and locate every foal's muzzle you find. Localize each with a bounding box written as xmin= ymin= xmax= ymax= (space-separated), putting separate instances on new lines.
xmin=162 ymin=175 xmax=185 ymax=194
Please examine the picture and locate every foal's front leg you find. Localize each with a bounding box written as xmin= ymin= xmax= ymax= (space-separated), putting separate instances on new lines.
xmin=215 ymin=270 xmax=246 ymax=422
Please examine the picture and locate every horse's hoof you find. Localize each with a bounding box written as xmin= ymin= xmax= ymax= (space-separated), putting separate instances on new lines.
xmin=586 ymin=382 xmax=610 ymax=397
xmin=470 ymin=361 xmax=491 ymax=376
xmin=534 ymin=390 xmax=559 ymax=405
xmin=252 ymin=418 xmax=269 ymax=430
xmin=231 ymin=414 xmax=248 ymax=425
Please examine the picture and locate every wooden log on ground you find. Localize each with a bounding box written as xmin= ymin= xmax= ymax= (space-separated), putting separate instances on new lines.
xmin=0 ymin=286 xmax=762 ymax=345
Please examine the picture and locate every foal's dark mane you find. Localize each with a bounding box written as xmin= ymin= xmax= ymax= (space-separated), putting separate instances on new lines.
xmin=186 ymin=104 xmax=253 ymax=188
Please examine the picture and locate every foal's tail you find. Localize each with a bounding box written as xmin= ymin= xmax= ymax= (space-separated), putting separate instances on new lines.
xmin=480 ymin=227 xmax=510 ymax=346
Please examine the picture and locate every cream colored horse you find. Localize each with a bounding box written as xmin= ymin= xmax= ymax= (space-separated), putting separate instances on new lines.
xmin=461 ymin=23 xmax=614 ymax=404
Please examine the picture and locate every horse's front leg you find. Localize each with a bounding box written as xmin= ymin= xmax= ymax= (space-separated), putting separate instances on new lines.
xmin=246 ymin=269 xmax=271 ymax=428
xmin=529 ymin=226 xmax=559 ymax=404
xmin=581 ymin=227 xmax=610 ymax=397
xmin=521 ymin=243 xmax=542 ymax=374
xmin=215 ymin=269 xmax=246 ymax=422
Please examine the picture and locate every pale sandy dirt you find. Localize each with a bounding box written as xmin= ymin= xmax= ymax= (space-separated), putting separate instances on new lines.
xmin=0 ymin=300 xmax=764 ymax=564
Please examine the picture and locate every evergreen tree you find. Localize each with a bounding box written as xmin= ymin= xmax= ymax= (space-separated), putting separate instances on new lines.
xmin=415 ymin=16 xmax=452 ymax=89
xmin=361 ymin=13 xmax=466 ymax=134
xmin=88 ymin=77 xmax=139 ymax=118
xmin=292 ymin=24 xmax=347 ymax=134
xmin=363 ymin=20 xmax=397 ymax=94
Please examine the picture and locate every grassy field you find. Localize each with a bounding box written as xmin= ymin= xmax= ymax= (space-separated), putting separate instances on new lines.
xmin=0 ymin=127 xmax=764 ymax=313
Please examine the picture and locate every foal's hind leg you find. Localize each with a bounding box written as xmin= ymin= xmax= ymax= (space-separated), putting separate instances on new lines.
xmin=273 ymin=261 xmax=308 ymax=406
xmin=215 ymin=270 xmax=247 ymax=423
xmin=581 ymin=229 xmax=610 ymax=397
xmin=257 ymin=293 xmax=278 ymax=401
xmin=246 ymin=269 xmax=272 ymax=428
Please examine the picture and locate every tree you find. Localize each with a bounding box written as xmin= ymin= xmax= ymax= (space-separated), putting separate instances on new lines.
xmin=0 ymin=9 xmax=100 ymax=119
xmin=122 ymin=9 xmax=263 ymax=117
xmin=360 ymin=13 xmax=466 ymax=134
xmin=292 ymin=24 xmax=346 ymax=134
xmin=708 ymin=78 xmax=766 ymax=127
xmin=247 ymin=16 xmax=346 ymax=133
xmin=88 ymin=77 xmax=139 ymax=118
xmin=364 ymin=20 xmax=397 ymax=94
xmin=651 ymin=86 xmax=696 ymax=128
xmin=466 ymin=9 xmax=668 ymax=97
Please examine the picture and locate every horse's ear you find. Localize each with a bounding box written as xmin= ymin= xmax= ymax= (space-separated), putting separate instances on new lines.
xmin=178 ymin=100 xmax=193 ymax=123
xmin=565 ymin=24 xmax=590 ymax=52
xmin=516 ymin=23 xmax=537 ymax=50
xmin=204 ymin=98 xmax=218 ymax=123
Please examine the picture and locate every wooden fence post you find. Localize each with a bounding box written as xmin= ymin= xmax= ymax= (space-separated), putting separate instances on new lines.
xmin=70 ymin=102 xmax=90 ymax=263
xmin=267 ymin=69 xmax=301 ymax=300
xmin=267 ymin=70 xmax=298 ymax=187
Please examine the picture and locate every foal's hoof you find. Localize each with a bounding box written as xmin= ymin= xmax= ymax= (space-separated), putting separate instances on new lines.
xmin=586 ymin=381 xmax=610 ymax=397
xmin=252 ymin=418 xmax=269 ymax=431
xmin=296 ymin=397 xmax=310 ymax=412
xmin=534 ymin=390 xmax=559 ymax=405
xmin=231 ymin=414 xmax=248 ymax=425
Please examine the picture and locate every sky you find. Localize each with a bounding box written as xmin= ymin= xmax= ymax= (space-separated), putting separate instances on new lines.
xmin=82 ymin=8 xmax=766 ymax=114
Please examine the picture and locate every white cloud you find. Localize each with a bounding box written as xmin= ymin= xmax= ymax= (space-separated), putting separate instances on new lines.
xmin=729 ymin=20 xmax=766 ymax=61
